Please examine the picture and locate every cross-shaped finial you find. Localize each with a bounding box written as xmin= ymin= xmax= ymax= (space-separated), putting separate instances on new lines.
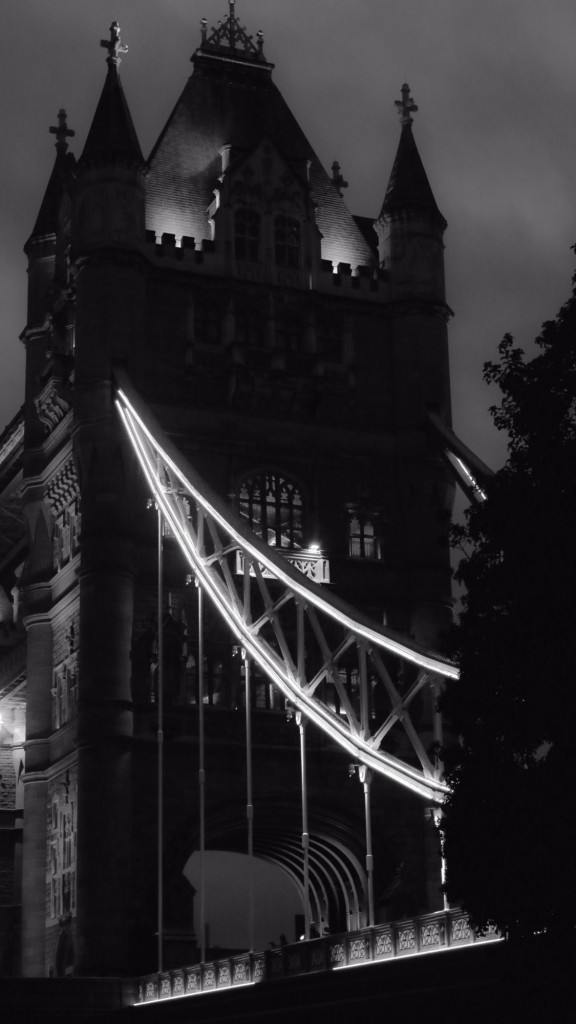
xmin=49 ymin=108 xmax=75 ymax=153
xmin=100 ymin=21 xmax=128 ymax=67
xmin=331 ymin=161 xmax=349 ymax=195
xmin=395 ymin=83 xmax=418 ymax=127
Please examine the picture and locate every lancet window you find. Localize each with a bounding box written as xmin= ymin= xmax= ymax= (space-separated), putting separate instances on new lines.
xmin=53 ymin=497 xmax=81 ymax=572
xmin=194 ymin=301 xmax=221 ymax=346
xmin=276 ymin=311 xmax=303 ymax=354
xmin=51 ymin=656 xmax=78 ymax=731
xmin=234 ymin=298 xmax=265 ymax=350
xmin=47 ymin=770 xmax=77 ymax=922
xmin=348 ymin=514 xmax=382 ymax=560
xmin=239 ymin=472 xmax=303 ymax=549
xmin=275 ymin=215 xmax=301 ymax=268
xmin=317 ymin=311 xmax=343 ymax=363
xmin=235 ymin=207 xmax=261 ymax=262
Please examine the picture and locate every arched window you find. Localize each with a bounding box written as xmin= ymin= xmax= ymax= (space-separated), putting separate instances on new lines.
xmin=275 ymin=216 xmax=301 ymax=268
xmin=348 ymin=514 xmax=381 ymax=560
xmin=239 ymin=472 xmax=303 ymax=549
xmin=235 ymin=208 xmax=261 ymax=262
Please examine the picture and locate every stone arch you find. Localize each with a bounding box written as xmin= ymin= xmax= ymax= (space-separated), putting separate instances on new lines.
xmin=55 ymin=927 xmax=74 ymax=977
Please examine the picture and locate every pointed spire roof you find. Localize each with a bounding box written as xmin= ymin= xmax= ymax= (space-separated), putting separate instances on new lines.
xmin=380 ymin=84 xmax=445 ymax=225
xmin=79 ymin=22 xmax=143 ymax=168
xmin=27 ymin=109 xmax=76 ymax=244
xmin=147 ymin=4 xmax=374 ymax=268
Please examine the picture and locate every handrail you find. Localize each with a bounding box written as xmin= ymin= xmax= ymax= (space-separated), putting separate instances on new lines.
xmin=135 ymin=908 xmax=501 ymax=1005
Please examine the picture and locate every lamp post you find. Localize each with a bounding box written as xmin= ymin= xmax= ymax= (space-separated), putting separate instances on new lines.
xmin=296 ymin=710 xmax=311 ymax=941
xmin=243 ymin=649 xmax=255 ymax=953
xmin=156 ymin=506 xmax=164 ymax=975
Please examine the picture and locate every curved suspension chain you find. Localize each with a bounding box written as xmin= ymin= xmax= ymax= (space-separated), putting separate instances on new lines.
xmin=116 ymin=376 xmax=457 ymax=802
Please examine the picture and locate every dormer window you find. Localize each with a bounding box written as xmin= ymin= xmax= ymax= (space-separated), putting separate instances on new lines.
xmin=275 ymin=216 xmax=300 ymax=268
xmin=235 ymin=208 xmax=261 ymax=262
xmin=239 ymin=472 xmax=303 ymax=549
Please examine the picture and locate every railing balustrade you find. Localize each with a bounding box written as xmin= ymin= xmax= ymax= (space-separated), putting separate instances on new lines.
xmin=135 ymin=908 xmax=500 ymax=1005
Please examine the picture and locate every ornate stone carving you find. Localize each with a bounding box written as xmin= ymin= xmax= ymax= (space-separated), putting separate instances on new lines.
xmin=46 ymin=767 xmax=77 ymax=922
xmin=200 ymin=2 xmax=266 ymax=62
xmin=34 ymin=381 xmax=71 ymax=435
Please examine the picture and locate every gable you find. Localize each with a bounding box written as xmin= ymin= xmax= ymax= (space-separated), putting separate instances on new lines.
xmin=146 ymin=60 xmax=375 ymax=270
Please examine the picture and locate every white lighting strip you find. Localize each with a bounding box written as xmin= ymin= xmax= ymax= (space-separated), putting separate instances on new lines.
xmin=451 ymin=454 xmax=488 ymax=502
xmin=116 ymin=390 xmax=457 ymax=678
xmin=116 ymin=387 xmax=454 ymax=801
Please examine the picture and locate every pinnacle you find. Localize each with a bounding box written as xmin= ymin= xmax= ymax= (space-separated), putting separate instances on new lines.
xmin=79 ymin=25 xmax=143 ymax=168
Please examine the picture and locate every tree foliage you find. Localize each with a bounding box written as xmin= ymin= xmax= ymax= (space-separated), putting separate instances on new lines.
xmin=440 ymin=262 xmax=576 ymax=943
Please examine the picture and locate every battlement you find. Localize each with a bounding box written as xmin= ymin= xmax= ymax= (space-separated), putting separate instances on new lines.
xmin=143 ymin=232 xmax=388 ymax=300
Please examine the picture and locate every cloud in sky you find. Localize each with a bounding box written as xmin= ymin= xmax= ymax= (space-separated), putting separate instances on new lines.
xmin=1 ymin=0 xmax=575 ymax=470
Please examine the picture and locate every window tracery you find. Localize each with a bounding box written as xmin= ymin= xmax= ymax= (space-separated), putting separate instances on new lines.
xmin=53 ymin=498 xmax=81 ymax=572
xmin=238 ymin=472 xmax=303 ymax=549
xmin=348 ymin=514 xmax=382 ymax=560
xmin=234 ymin=208 xmax=261 ymax=262
xmin=47 ymin=769 xmax=77 ymax=922
xmin=51 ymin=655 xmax=78 ymax=731
xmin=275 ymin=215 xmax=300 ymax=268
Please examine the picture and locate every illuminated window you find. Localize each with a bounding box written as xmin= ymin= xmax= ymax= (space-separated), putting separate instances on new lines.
xmin=235 ymin=208 xmax=261 ymax=262
xmin=348 ymin=515 xmax=381 ymax=560
xmin=275 ymin=216 xmax=301 ymax=268
xmin=239 ymin=472 xmax=303 ymax=549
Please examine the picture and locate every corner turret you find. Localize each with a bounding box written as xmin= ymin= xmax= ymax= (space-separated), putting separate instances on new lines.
xmin=24 ymin=109 xmax=76 ymax=329
xmin=72 ymin=22 xmax=146 ymax=384
xmin=375 ymin=85 xmax=447 ymax=305
xmin=73 ymin=22 xmax=145 ymax=255
xmin=21 ymin=110 xmax=76 ymax=453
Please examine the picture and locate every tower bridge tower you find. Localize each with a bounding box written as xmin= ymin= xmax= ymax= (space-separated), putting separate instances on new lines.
xmin=0 ymin=5 xmax=455 ymax=978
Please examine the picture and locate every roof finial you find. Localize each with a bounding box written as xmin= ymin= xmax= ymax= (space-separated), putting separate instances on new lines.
xmin=199 ymin=2 xmax=267 ymax=63
xmin=49 ymin=108 xmax=75 ymax=153
xmin=100 ymin=21 xmax=128 ymax=68
xmin=331 ymin=161 xmax=349 ymax=196
xmin=395 ymin=83 xmax=418 ymax=127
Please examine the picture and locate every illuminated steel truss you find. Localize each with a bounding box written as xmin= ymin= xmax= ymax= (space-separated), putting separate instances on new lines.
xmin=116 ymin=376 xmax=458 ymax=802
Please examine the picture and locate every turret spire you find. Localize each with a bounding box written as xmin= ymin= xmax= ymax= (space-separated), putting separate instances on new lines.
xmin=375 ymin=84 xmax=447 ymax=301
xmin=49 ymin=109 xmax=75 ymax=154
xmin=79 ymin=22 xmax=143 ymax=168
xmin=379 ymin=84 xmax=443 ymax=221
xmin=27 ymin=110 xmax=76 ymax=244
xmin=100 ymin=21 xmax=128 ymax=68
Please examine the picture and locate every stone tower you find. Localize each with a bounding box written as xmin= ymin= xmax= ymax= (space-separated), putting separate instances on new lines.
xmin=0 ymin=6 xmax=454 ymax=977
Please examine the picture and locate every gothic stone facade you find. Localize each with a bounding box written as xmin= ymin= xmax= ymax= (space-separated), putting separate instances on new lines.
xmin=0 ymin=11 xmax=454 ymax=977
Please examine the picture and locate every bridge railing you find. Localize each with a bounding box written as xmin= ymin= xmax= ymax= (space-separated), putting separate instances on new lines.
xmin=135 ymin=908 xmax=500 ymax=1004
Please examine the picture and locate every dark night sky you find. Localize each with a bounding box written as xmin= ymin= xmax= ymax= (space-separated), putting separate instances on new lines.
xmin=2 ymin=0 xmax=576 ymax=470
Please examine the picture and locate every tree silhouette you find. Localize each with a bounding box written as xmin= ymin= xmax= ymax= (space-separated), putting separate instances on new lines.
xmin=441 ymin=258 xmax=576 ymax=943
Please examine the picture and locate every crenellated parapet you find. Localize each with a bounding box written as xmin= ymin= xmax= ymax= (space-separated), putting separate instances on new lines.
xmin=143 ymin=232 xmax=389 ymax=301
